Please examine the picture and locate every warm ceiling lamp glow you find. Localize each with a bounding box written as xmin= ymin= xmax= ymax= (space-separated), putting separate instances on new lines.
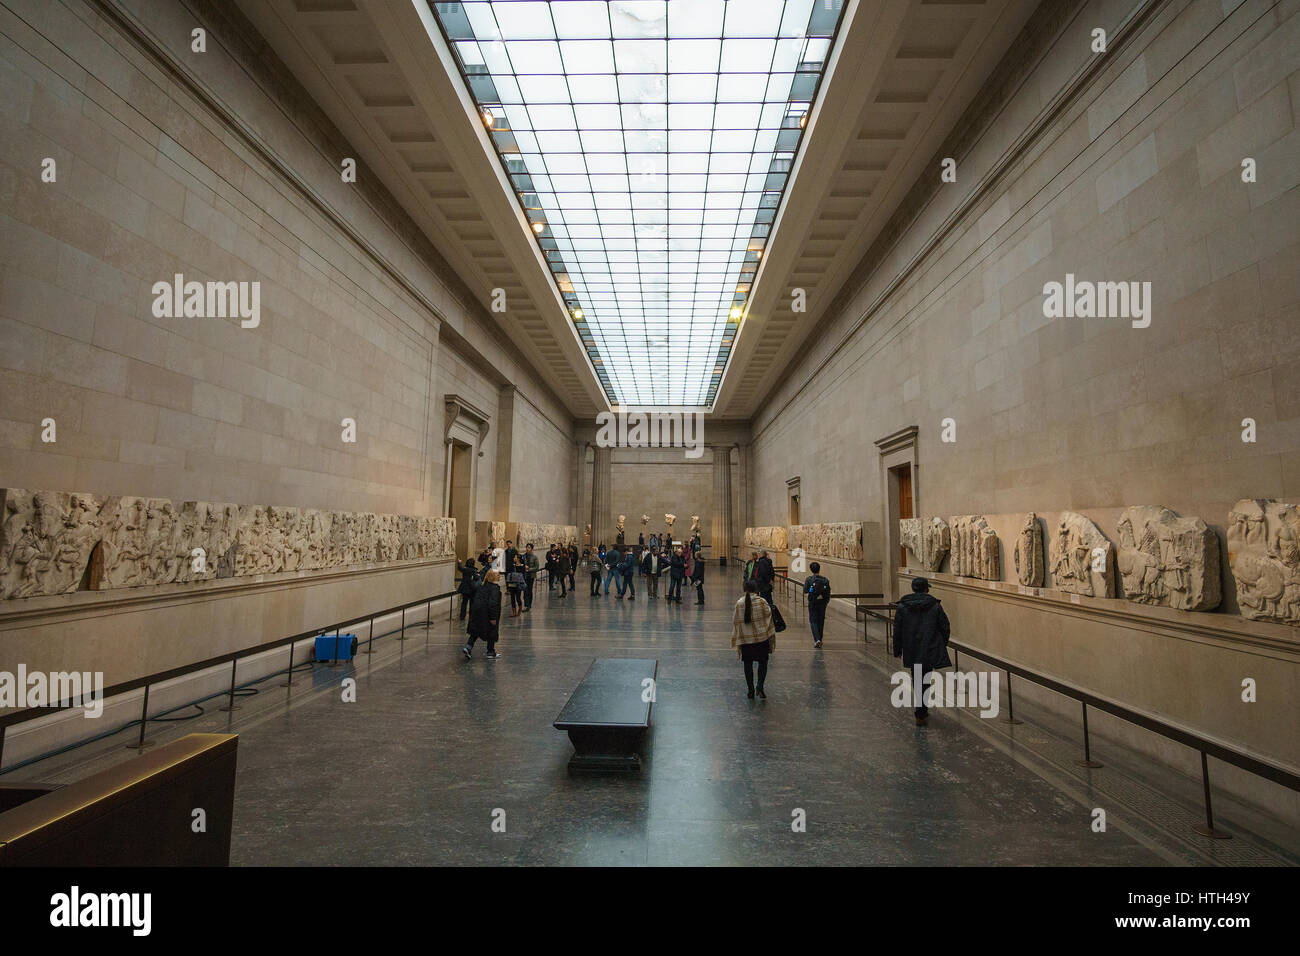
xmin=572 ymin=308 xmax=584 ymax=320
xmin=799 ymin=111 xmax=808 ymax=128
xmin=482 ymin=108 xmax=494 ymax=127
xmin=532 ymin=221 xmax=545 ymax=233
xmin=730 ymin=306 xmax=743 ymax=320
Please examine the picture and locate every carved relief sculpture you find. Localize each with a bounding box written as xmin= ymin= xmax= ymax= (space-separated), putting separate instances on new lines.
xmin=900 ymin=518 xmax=923 ymax=567
xmin=789 ymin=523 xmax=864 ymax=561
xmin=1116 ymin=505 xmax=1220 ymax=611
xmin=949 ymin=515 xmax=1000 ymax=580
xmin=1013 ymin=513 xmax=1044 ymax=587
xmin=1050 ymin=511 xmax=1115 ymax=598
xmin=690 ymin=515 xmax=701 ymax=535
xmin=923 ymin=517 xmax=950 ymax=572
xmin=0 ymin=487 xmax=456 ymax=600
xmin=1227 ymin=499 xmax=1300 ymax=625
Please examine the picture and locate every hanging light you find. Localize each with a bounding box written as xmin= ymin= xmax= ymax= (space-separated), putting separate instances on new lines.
xmin=532 ymin=221 xmax=545 ymax=233
xmin=482 ymin=108 xmax=495 ymax=128
xmin=799 ymin=111 xmax=808 ymax=128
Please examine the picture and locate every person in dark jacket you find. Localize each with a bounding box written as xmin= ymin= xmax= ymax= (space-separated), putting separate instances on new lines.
xmin=620 ymin=547 xmax=636 ymax=600
xmin=503 ymin=540 xmax=518 ymax=577
xmin=567 ymin=544 xmax=578 ymax=591
xmin=605 ymin=546 xmax=622 ymax=596
xmin=892 ymin=577 xmax=951 ymax=723
xmin=667 ymin=548 xmax=686 ymax=603
xmin=586 ymin=548 xmax=602 ymax=594
xmin=456 ymin=557 xmax=479 ymax=621
xmin=545 ymin=546 xmax=558 ymax=590
xmin=641 ymin=547 xmax=661 ymax=598
xmin=463 ymin=569 xmax=502 ymax=660
xmin=522 ymin=544 xmax=539 ymax=611
xmin=691 ymin=550 xmax=706 ymax=604
xmin=754 ymin=551 xmax=775 ymax=607
xmin=804 ymin=561 xmax=832 ymax=648
xmin=555 ymin=548 xmax=571 ymax=597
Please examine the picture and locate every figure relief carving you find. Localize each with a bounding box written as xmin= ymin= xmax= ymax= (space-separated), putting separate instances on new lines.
xmin=900 ymin=518 xmax=922 ymax=567
xmin=1116 ymin=505 xmax=1220 ymax=611
xmin=1227 ymin=499 xmax=1299 ymax=625
xmin=923 ymin=517 xmax=950 ymax=572
xmin=1051 ymin=512 xmax=1115 ymax=598
xmin=949 ymin=515 xmax=1000 ymax=580
xmin=788 ymin=523 xmax=864 ymax=560
xmin=1013 ymin=513 xmax=1045 ymax=587
xmin=0 ymin=487 xmax=457 ymax=600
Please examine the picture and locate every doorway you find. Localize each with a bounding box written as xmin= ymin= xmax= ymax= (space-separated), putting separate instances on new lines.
xmin=448 ymin=441 xmax=472 ymax=559
xmin=896 ymin=465 xmax=913 ymax=567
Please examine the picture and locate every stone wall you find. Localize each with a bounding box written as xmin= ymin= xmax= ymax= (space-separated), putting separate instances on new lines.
xmin=750 ymin=0 xmax=1300 ymax=817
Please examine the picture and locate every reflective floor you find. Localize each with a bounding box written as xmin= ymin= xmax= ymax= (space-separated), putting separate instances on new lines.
xmin=12 ymin=578 xmax=1296 ymax=865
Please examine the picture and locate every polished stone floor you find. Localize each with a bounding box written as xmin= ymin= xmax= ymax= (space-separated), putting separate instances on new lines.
xmin=14 ymin=578 xmax=1296 ymax=865
xmin=219 ymin=582 xmax=1171 ymax=866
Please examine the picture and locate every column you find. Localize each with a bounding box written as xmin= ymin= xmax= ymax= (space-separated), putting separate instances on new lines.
xmin=712 ymin=444 xmax=733 ymax=564
xmin=591 ymin=444 xmax=611 ymax=545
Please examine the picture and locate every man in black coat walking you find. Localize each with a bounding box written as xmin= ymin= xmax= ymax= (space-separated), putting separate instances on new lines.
xmin=892 ymin=577 xmax=952 ymax=724
xmin=753 ymin=551 xmax=775 ymax=607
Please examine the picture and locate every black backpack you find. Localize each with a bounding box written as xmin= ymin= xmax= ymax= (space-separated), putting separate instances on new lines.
xmin=807 ymin=575 xmax=830 ymax=604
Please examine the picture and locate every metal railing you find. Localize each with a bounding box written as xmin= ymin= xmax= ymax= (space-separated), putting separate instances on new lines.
xmin=939 ymin=639 xmax=1300 ymax=840
xmin=0 ymin=587 xmax=462 ymax=770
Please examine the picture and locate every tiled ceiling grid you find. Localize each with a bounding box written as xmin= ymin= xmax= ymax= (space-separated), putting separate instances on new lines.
xmin=427 ymin=0 xmax=847 ymax=407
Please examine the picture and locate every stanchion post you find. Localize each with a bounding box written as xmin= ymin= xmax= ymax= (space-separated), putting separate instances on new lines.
xmin=281 ymin=640 xmax=296 ymax=688
xmin=1193 ymin=752 xmax=1232 ymax=839
xmin=1002 ymin=670 xmax=1023 ymax=725
xmin=398 ymin=606 xmax=408 ymax=641
xmin=1079 ymin=701 xmax=1103 ymax=767
xmin=125 ymin=684 xmax=154 ymax=750
xmin=218 ymin=660 xmax=239 ymax=712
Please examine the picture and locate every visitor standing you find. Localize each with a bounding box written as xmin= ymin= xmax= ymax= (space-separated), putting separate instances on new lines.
xmin=567 ymin=543 xmax=578 ymax=592
xmin=691 ymin=551 xmax=706 ymax=605
xmin=522 ymin=543 xmax=539 ymax=612
xmin=621 ymin=547 xmax=636 ymax=600
xmin=642 ymin=547 xmax=660 ymax=598
xmin=731 ymin=580 xmax=775 ymax=699
xmin=463 ymin=569 xmax=502 ymax=660
xmin=555 ymin=547 xmax=571 ymax=597
xmin=586 ymin=549 xmax=602 ymax=594
xmin=507 ymin=554 xmax=525 ymax=615
xmin=456 ymin=557 xmax=478 ymax=621
xmin=605 ymin=546 xmax=622 ymax=596
xmin=667 ymin=547 xmax=685 ymax=603
xmin=754 ymin=550 xmax=775 ymax=607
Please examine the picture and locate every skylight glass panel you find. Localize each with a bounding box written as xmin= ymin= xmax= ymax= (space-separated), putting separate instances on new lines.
xmin=429 ymin=0 xmax=847 ymax=407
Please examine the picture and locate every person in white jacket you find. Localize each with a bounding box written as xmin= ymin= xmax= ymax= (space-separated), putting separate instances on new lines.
xmin=731 ymin=579 xmax=776 ymax=700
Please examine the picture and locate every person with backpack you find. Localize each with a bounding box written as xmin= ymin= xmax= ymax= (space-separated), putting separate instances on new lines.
xmin=456 ymin=557 xmax=479 ymax=621
xmin=804 ymin=561 xmax=832 ymax=648
xmin=462 ymin=569 xmax=502 ymax=660
xmin=892 ymin=577 xmax=952 ymax=724
xmin=731 ymin=579 xmax=775 ymax=699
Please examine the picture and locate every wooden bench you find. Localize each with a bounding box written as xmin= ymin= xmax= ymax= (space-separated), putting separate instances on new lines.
xmin=554 ymin=658 xmax=657 ymax=774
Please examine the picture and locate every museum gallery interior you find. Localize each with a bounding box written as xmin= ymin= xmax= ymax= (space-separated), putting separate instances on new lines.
xmin=0 ymin=0 xmax=1297 ymax=877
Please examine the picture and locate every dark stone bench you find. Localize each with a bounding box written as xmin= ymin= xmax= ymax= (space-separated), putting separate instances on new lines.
xmin=554 ymin=658 xmax=658 ymax=774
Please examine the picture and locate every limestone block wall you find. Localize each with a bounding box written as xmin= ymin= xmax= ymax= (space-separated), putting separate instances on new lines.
xmin=750 ymin=0 xmax=1300 ymax=818
xmin=0 ymin=0 xmax=574 ymax=712
xmin=607 ymin=447 xmax=714 ymax=548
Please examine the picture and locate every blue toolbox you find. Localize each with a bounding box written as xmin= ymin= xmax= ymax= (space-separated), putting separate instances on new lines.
xmin=314 ymin=632 xmax=359 ymax=662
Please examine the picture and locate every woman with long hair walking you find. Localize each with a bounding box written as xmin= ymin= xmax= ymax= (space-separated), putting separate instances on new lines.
xmin=731 ymin=579 xmax=775 ymax=699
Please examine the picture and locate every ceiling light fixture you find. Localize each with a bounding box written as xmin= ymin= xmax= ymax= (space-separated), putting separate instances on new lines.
xmin=532 ymin=221 xmax=545 ymax=234
xmin=482 ymin=108 xmax=494 ymax=128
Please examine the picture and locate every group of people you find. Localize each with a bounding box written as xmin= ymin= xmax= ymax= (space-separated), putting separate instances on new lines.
xmin=456 ymin=534 xmax=952 ymax=722
xmin=586 ymin=536 xmax=705 ymax=603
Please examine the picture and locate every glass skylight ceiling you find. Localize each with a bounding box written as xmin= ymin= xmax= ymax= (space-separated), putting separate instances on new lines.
xmin=428 ymin=0 xmax=846 ymax=407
